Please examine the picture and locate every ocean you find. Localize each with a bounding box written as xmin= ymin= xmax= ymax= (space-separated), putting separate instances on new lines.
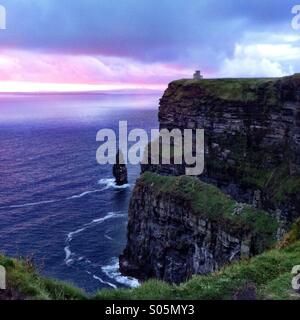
xmin=0 ymin=93 xmax=159 ymax=293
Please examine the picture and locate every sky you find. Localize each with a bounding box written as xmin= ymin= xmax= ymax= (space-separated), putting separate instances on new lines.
xmin=0 ymin=0 xmax=300 ymax=92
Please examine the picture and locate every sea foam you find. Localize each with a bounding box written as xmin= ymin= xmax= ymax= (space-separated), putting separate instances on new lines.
xmin=102 ymin=258 xmax=140 ymax=288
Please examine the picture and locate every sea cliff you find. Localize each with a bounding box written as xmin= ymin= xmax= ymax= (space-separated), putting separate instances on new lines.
xmin=121 ymin=75 xmax=300 ymax=284
xmin=144 ymin=75 xmax=300 ymax=226
xmin=120 ymin=173 xmax=277 ymax=284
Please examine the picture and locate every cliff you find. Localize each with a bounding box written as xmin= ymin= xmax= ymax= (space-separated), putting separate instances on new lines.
xmin=120 ymin=172 xmax=278 ymax=284
xmin=122 ymin=75 xmax=300 ymax=284
xmin=143 ymin=75 xmax=300 ymax=227
xmin=100 ymin=220 xmax=300 ymax=300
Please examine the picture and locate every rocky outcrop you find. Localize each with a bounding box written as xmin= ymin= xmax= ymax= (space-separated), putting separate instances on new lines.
xmin=113 ymin=150 xmax=128 ymax=186
xmin=142 ymin=75 xmax=300 ymax=228
xmin=120 ymin=173 xmax=278 ymax=284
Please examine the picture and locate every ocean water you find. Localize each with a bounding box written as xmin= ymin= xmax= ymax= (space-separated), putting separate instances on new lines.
xmin=0 ymin=93 xmax=159 ymax=293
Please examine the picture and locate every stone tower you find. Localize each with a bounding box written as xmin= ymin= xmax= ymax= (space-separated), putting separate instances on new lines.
xmin=193 ymin=70 xmax=203 ymax=80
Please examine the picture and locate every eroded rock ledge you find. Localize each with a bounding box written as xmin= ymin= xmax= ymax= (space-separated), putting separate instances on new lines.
xmin=120 ymin=173 xmax=278 ymax=284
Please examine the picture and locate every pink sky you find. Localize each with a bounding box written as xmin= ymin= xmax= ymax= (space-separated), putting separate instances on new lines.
xmin=1 ymin=1 xmax=299 ymax=93
xmin=0 ymin=49 xmax=193 ymax=92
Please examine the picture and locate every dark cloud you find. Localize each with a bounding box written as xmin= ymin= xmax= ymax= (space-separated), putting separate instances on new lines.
xmin=0 ymin=0 xmax=296 ymax=69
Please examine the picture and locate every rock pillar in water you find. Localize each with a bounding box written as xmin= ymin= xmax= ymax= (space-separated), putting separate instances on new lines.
xmin=113 ymin=150 xmax=128 ymax=186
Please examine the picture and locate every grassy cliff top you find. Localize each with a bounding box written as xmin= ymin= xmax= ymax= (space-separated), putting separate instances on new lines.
xmin=173 ymin=77 xmax=279 ymax=85
xmin=165 ymin=78 xmax=278 ymax=103
xmin=163 ymin=74 xmax=300 ymax=104
xmin=138 ymin=172 xmax=278 ymax=244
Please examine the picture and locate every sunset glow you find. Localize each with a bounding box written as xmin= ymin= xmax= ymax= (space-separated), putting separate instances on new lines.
xmin=0 ymin=49 xmax=191 ymax=93
xmin=0 ymin=0 xmax=299 ymax=92
xmin=0 ymin=81 xmax=166 ymax=93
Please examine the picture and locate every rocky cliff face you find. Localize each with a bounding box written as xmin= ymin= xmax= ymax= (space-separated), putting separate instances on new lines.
xmin=121 ymin=75 xmax=300 ymax=284
xmin=143 ymin=75 xmax=300 ymax=228
xmin=120 ymin=173 xmax=278 ymax=284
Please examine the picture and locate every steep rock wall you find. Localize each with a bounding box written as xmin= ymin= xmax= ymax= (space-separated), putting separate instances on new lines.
xmin=142 ymin=75 xmax=300 ymax=228
xmin=120 ymin=173 xmax=278 ymax=284
xmin=121 ymin=75 xmax=300 ymax=284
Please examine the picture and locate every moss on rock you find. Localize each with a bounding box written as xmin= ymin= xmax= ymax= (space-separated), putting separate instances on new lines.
xmin=169 ymin=77 xmax=281 ymax=106
xmin=278 ymin=218 xmax=300 ymax=249
xmin=140 ymin=172 xmax=278 ymax=247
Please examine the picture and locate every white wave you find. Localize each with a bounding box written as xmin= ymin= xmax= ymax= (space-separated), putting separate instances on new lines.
xmin=1 ymin=178 xmax=129 ymax=210
xmin=64 ymin=246 xmax=72 ymax=260
xmin=64 ymin=246 xmax=74 ymax=266
xmin=64 ymin=212 xmax=126 ymax=265
xmin=0 ymin=199 xmax=58 ymax=209
xmin=102 ymin=258 xmax=140 ymax=288
xmin=98 ymin=178 xmax=130 ymax=190
xmin=64 ymin=228 xmax=86 ymax=265
xmin=67 ymin=189 xmax=105 ymax=200
xmin=0 ymin=183 xmax=117 ymax=210
xmin=91 ymin=212 xmax=125 ymax=224
xmin=104 ymin=234 xmax=113 ymax=241
xmin=67 ymin=228 xmax=86 ymax=242
xmin=93 ymin=275 xmax=117 ymax=289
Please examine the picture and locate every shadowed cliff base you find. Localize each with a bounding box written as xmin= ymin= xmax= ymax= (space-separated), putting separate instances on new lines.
xmin=98 ymin=219 xmax=300 ymax=300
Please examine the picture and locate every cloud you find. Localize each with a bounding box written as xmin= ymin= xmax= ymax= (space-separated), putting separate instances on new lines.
xmin=0 ymin=0 xmax=297 ymax=66
xmin=219 ymin=43 xmax=296 ymax=77
xmin=0 ymin=0 xmax=299 ymax=87
xmin=0 ymin=49 xmax=193 ymax=86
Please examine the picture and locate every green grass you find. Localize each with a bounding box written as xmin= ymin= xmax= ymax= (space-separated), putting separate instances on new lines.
xmin=95 ymin=238 xmax=300 ymax=300
xmin=263 ymin=272 xmax=297 ymax=300
xmin=139 ymin=172 xmax=278 ymax=248
xmin=278 ymin=219 xmax=300 ymax=249
xmin=265 ymin=164 xmax=300 ymax=203
xmin=207 ymin=146 xmax=300 ymax=204
xmin=171 ymin=78 xmax=280 ymax=105
xmin=2 ymin=241 xmax=299 ymax=300
xmin=0 ymin=255 xmax=86 ymax=300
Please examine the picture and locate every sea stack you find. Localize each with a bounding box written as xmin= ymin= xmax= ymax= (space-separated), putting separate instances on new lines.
xmin=113 ymin=150 xmax=128 ymax=186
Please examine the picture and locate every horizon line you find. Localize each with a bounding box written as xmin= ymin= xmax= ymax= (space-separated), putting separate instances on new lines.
xmin=0 ymin=81 xmax=165 ymax=94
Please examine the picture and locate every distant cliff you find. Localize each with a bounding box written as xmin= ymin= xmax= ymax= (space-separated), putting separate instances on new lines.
xmin=121 ymin=75 xmax=300 ymax=284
